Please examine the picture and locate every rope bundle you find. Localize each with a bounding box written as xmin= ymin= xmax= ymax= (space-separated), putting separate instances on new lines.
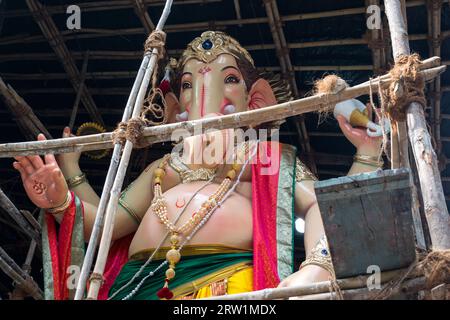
xmin=144 ymin=30 xmax=167 ymax=58
xmin=112 ymin=30 xmax=169 ymax=148
xmin=112 ymin=118 xmax=147 ymax=148
xmin=370 ymin=249 xmax=450 ymax=300
xmin=382 ymin=54 xmax=427 ymax=122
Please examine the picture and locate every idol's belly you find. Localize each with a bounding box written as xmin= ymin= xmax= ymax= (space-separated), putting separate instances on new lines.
xmin=128 ymin=181 xmax=253 ymax=257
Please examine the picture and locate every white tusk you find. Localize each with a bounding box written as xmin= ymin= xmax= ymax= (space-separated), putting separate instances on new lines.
xmin=176 ymin=111 xmax=189 ymax=122
xmin=366 ymin=118 xmax=391 ymax=137
xmin=223 ymin=104 xmax=236 ymax=115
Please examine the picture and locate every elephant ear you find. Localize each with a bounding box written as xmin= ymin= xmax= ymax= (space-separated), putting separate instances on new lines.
xmin=164 ymin=92 xmax=182 ymax=123
xmin=248 ymin=78 xmax=278 ymax=110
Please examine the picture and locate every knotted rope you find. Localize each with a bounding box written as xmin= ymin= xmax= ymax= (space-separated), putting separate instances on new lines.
xmin=382 ymin=54 xmax=427 ymax=122
xmin=112 ymin=30 xmax=168 ymax=148
xmin=328 ymin=277 xmax=344 ymax=300
xmin=144 ymin=30 xmax=167 ymax=58
xmin=112 ymin=118 xmax=148 ymax=148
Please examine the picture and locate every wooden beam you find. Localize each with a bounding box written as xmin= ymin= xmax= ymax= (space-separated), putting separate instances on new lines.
xmin=69 ymin=52 xmax=90 ymax=130
xmin=0 ymin=30 xmax=444 ymax=54
xmin=0 ymin=246 xmax=43 ymax=300
xmin=5 ymin=0 xmax=449 ymax=20
xmin=385 ymin=0 xmax=450 ymax=249
xmin=131 ymin=0 xmax=155 ymax=34
xmin=427 ymin=0 xmax=443 ymax=155
xmin=4 ymin=0 xmax=223 ymax=18
xmin=366 ymin=0 xmax=384 ymax=74
xmin=25 ymin=0 xmax=104 ymax=127
xmin=3 ymin=2 xmax=449 ymax=46
xmin=0 ymin=60 xmax=443 ymax=158
xmin=260 ymin=0 xmax=313 ymax=175
xmin=0 ymin=187 xmax=41 ymax=245
xmin=0 ymin=65 xmax=376 ymax=82
xmin=233 ymin=0 xmax=242 ymax=27
xmin=0 ymin=77 xmax=52 ymax=140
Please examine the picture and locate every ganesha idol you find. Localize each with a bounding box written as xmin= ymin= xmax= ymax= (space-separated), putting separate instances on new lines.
xmin=12 ymin=31 xmax=383 ymax=300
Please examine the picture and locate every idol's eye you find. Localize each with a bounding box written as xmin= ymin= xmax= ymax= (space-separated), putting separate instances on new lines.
xmin=182 ymin=81 xmax=192 ymax=90
xmin=224 ymin=75 xmax=240 ymax=84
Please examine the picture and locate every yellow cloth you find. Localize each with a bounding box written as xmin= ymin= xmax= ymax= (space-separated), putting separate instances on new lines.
xmin=178 ymin=266 xmax=253 ymax=299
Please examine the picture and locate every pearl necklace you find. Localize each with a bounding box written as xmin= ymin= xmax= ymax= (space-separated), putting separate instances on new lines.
xmin=108 ymin=141 xmax=257 ymax=300
xmin=150 ymin=148 xmax=244 ymax=299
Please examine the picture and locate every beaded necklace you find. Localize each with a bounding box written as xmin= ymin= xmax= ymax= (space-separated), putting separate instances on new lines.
xmin=108 ymin=141 xmax=257 ymax=300
xmin=151 ymin=148 xmax=243 ymax=299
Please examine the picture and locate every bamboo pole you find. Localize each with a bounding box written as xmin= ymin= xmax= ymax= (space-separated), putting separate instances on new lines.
xmin=25 ymin=0 xmax=104 ymax=127
xmin=0 ymin=32 xmax=444 ymax=61
xmin=0 ymin=246 xmax=43 ymax=300
xmin=4 ymin=0 xmax=450 ymax=31
xmin=384 ymin=0 xmax=450 ymax=249
xmin=4 ymin=0 xmax=221 ymax=18
xmin=388 ymin=0 xmax=423 ymax=249
xmin=4 ymin=1 xmax=450 ymax=47
xmin=0 ymin=59 xmax=443 ymax=158
xmin=429 ymin=0 xmax=443 ymax=156
xmin=366 ymin=0 xmax=384 ymax=74
xmin=201 ymin=268 xmax=411 ymax=300
xmin=297 ymin=276 xmax=425 ymax=300
xmin=0 ymin=77 xmax=52 ymax=140
xmin=73 ymin=38 xmax=155 ymax=302
xmin=69 ymin=52 xmax=90 ymax=131
xmin=263 ymin=0 xmax=317 ymax=175
xmin=84 ymin=0 xmax=174 ymax=300
xmin=0 ymin=188 xmax=41 ymax=245
xmin=10 ymin=240 xmax=38 ymax=300
xmin=131 ymin=0 xmax=155 ymax=34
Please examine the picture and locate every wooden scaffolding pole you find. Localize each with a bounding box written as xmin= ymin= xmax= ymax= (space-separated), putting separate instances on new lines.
xmin=0 ymin=58 xmax=444 ymax=158
xmin=84 ymin=0 xmax=174 ymax=300
xmin=201 ymin=268 xmax=422 ymax=300
xmin=0 ymin=77 xmax=52 ymax=141
xmin=25 ymin=0 xmax=104 ymax=127
xmin=131 ymin=0 xmax=155 ymax=34
xmin=0 ymin=246 xmax=43 ymax=300
xmin=0 ymin=188 xmax=41 ymax=246
xmin=68 ymin=52 xmax=90 ymax=131
xmin=263 ymin=0 xmax=317 ymax=174
xmin=384 ymin=0 xmax=450 ymax=249
xmin=427 ymin=0 xmax=443 ymax=157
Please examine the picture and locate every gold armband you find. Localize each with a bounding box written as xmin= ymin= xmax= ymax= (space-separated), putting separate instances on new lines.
xmin=300 ymin=234 xmax=335 ymax=279
xmin=295 ymin=158 xmax=318 ymax=182
xmin=47 ymin=191 xmax=72 ymax=214
xmin=119 ymin=183 xmax=141 ymax=224
xmin=66 ymin=172 xmax=88 ymax=189
xmin=353 ymin=154 xmax=384 ymax=168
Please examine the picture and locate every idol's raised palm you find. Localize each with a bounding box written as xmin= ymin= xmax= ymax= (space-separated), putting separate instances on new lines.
xmin=13 ymin=134 xmax=68 ymax=209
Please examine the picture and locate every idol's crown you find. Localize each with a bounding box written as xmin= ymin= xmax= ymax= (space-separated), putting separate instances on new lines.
xmin=178 ymin=31 xmax=254 ymax=68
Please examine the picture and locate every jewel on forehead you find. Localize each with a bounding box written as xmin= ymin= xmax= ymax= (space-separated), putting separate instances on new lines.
xmin=202 ymin=39 xmax=213 ymax=50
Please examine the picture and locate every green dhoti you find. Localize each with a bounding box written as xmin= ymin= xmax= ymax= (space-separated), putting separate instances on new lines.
xmin=108 ymin=245 xmax=253 ymax=300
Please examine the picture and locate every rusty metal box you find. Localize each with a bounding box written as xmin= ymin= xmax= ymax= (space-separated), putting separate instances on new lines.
xmin=314 ymin=168 xmax=416 ymax=279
